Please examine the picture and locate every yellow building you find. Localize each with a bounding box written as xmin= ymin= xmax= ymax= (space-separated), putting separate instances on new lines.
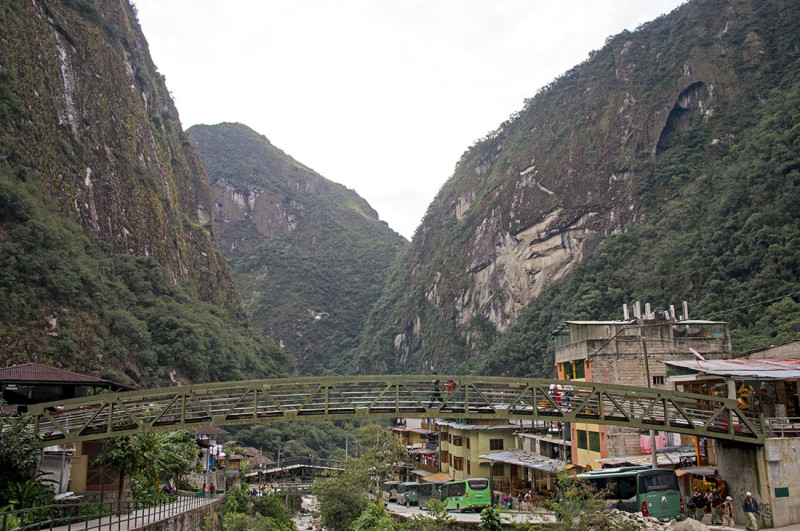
xmin=437 ymin=419 xmax=517 ymax=483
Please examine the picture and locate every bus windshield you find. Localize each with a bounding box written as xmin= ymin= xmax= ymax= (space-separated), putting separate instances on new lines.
xmin=640 ymin=472 xmax=679 ymax=493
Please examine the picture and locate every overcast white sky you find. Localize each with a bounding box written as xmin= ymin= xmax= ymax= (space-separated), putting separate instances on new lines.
xmin=134 ymin=0 xmax=685 ymax=240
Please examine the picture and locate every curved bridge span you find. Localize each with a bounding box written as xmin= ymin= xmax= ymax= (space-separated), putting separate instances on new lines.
xmin=27 ymin=375 xmax=764 ymax=446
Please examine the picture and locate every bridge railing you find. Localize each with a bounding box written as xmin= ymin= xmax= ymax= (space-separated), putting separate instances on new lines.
xmin=26 ymin=376 xmax=764 ymax=445
xmin=0 ymin=491 xmax=216 ymax=531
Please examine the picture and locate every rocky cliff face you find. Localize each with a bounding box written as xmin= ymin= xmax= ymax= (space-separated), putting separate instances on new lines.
xmin=0 ymin=0 xmax=291 ymax=385
xmin=0 ymin=0 xmax=237 ymax=309
xmin=358 ymin=0 xmax=800 ymax=373
xmin=188 ymin=123 xmax=407 ymax=375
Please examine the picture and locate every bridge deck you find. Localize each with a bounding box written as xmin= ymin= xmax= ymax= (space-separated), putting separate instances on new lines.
xmin=26 ymin=376 xmax=764 ymax=446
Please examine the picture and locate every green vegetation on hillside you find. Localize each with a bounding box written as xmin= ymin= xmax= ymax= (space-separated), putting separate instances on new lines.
xmin=0 ymin=171 xmax=289 ymax=385
xmin=189 ymin=123 xmax=408 ymax=375
xmin=358 ymin=0 xmax=800 ymax=377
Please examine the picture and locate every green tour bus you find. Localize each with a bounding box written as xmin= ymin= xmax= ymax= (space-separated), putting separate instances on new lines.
xmin=577 ymin=466 xmax=686 ymax=522
xmin=440 ymin=479 xmax=491 ymax=512
xmin=397 ymin=482 xmax=420 ymax=506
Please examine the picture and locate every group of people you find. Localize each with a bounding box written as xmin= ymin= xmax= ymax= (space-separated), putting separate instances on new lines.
xmin=198 ymin=483 xmax=216 ymax=498
xmin=689 ymin=489 xmax=759 ymax=530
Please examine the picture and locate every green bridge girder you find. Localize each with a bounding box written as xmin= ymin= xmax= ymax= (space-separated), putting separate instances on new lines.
xmin=27 ymin=375 xmax=765 ymax=447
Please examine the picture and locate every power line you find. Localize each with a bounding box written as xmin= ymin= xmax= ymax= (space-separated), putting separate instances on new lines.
xmin=696 ymin=289 xmax=800 ymax=320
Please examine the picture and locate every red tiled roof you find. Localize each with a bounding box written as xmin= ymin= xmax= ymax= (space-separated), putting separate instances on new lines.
xmin=0 ymin=363 xmax=135 ymax=390
xmin=0 ymin=363 xmax=109 ymax=384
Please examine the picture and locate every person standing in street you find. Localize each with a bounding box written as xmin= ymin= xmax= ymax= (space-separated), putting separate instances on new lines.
xmin=743 ymin=491 xmax=759 ymax=530
xmin=722 ymin=496 xmax=735 ymax=527
xmin=691 ymin=491 xmax=706 ymax=521
xmin=711 ymin=489 xmax=723 ymax=524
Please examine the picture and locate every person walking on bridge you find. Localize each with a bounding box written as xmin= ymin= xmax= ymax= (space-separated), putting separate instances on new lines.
xmin=743 ymin=491 xmax=759 ymax=530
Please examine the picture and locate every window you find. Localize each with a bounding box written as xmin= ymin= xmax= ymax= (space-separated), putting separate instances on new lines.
xmin=653 ymin=375 xmax=665 ymax=385
xmin=577 ymin=430 xmax=588 ymax=450
xmin=589 ymin=431 xmax=601 ymax=452
xmin=489 ymin=439 xmax=504 ymax=450
xmin=574 ymin=359 xmax=585 ymax=379
xmin=441 ymin=450 xmax=449 ymax=464
xmin=453 ymin=457 xmax=463 ymax=471
xmin=467 ymin=461 xmax=471 ymax=474
xmin=492 ymin=463 xmax=504 ymax=477
xmin=468 ymin=479 xmax=489 ymax=490
xmin=466 ymin=438 xmax=470 ymax=449
xmin=452 ymin=436 xmax=462 ymax=447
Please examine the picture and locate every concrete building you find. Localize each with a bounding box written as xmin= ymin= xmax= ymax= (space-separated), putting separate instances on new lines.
xmin=437 ymin=419 xmax=517 ymax=484
xmin=553 ymin=304 xmax=733 ymax=470
xmin=665 ymin=348 xmax=800 ymax=528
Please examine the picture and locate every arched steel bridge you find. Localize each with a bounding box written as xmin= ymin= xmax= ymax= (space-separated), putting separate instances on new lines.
xmin=26 ymin=375 xmax=764 ymax=447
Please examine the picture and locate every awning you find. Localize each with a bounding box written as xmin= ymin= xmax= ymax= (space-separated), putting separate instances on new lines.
xmin=411 ymin=469 xmax=432 ymax=478
xmin=422 ymin=472 xmax=453 ymax=482
xmin=479 ymin=450 xmax=570 ymax=474
xmin=410 ymin=448 xmax=436 ymax=455
xmin=675 ymin=466 xmax=718 ymax=477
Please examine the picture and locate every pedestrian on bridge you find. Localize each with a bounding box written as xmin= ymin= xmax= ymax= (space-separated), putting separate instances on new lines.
xmin=743 ymin=491 xmax=759 ymax=530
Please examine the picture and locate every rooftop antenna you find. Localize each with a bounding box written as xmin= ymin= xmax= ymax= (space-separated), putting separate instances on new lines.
xmin=645 ymin=303 xmax=652 ymax=319
xmin=634 ymin=301 xmax=642 ymax=319
xmin=682 ymin=301 xmax=689 ymax=321
xmin=670 ymin=305 xmax=676 ymax=320
xmin=623 ymin=304 xmax=630 ymax=320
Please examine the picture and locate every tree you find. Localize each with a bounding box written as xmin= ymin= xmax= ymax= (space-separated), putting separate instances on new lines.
xmin=479 ymin=505 xmax=504 ymax=531
xmin=92 ymin=436 xmax=143 ymax=501
xmin=407 ymin=498 xmax=455 ymax=530
xmin=93 ymin=430 xmax=200 ymax=501
xmin=0 ymin=400 xmax=40 ymax=489
xmin=312 ymin=471 xmax=369 ymax=531
xmin=351 ymin=501 xmax=401 ymax=531
xmin=350 ymin=424 xmax=408 ymax=496
xmin=547 ymin=471 xmax=609 ymax=530
xmin=312 ymin=423 xmax=408 ymax=530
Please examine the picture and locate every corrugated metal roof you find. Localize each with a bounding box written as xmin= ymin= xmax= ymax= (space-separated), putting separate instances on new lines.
xmin=0 ymin=362 xmax=129 ymax=386
xmin=665 ymin=358 xmax=800 ymax=379
xmin=478 ymin=450 xmax=569 ymax=473
xmin=596 ymin=446 xmax=695 ymax=467
xmin=198 ymin=426 xmax=231 ymax=436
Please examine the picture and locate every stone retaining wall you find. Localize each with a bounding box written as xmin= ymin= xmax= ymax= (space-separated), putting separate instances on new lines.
xmin=135 ymin=498 xmax=222 ymax=531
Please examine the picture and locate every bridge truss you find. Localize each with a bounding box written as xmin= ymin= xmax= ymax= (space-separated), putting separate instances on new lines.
xmin=27 ymin=376 xmax=764 ymax=447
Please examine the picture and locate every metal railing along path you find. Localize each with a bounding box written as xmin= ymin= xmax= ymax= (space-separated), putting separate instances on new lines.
xmin=25 ymin=376 xmax=765 ymax=446
xmin=0 ymin=491 xmax=219 ymax=531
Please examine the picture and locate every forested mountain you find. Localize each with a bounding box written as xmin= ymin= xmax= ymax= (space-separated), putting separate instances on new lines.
xmin=0 ymin=0 xmax=288 ymax=385
xmin=188 ymin=123 xmax=407 ymax=375
xmin=356 ymin=0 xmax=800 ymax=376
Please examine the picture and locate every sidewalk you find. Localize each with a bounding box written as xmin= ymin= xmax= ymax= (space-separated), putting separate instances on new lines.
xmin=49 ymin=495 xmax=219 ymax=531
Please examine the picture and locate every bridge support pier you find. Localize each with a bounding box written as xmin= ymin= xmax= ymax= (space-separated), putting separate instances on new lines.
xmin=714 ymin=438 xmax=800 ymax=528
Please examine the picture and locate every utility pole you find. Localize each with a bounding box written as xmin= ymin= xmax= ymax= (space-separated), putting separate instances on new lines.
xmin=641 ymin=330 xmax=658 ymax=469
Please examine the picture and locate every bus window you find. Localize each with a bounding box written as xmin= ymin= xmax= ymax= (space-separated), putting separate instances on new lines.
xmin=468 ymin=479 xmax=488 ymax=491
xmin=640 ymin=472 xmax=679 ymax=493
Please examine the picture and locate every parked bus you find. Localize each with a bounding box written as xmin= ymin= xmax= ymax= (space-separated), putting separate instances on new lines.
xmin=382 ymin=480 xmax=401 ymax=503
xmin=577 ymin=466 xmax=686 ymax=522
xmin=440 ymin=479 xmax=491 ymax=512
xmin=418 ymin=481 xmax=446 ymax=509
xmin=397 ymin=482 xmax=420 ymax=506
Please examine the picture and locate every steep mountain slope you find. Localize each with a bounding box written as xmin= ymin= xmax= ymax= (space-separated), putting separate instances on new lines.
xmin=188 ymin=123 xmax=408 ymax=374
xmin=0 ymin=0 xmax=288 ymax=385
xmin=357 ymin=0 xmax=800 ymax=375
